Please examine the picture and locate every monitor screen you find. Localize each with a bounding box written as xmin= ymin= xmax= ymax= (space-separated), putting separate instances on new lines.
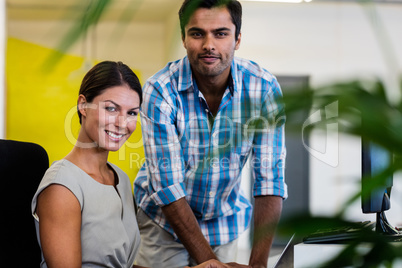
xmin=361 ymin=138 xmax=393 ymax=214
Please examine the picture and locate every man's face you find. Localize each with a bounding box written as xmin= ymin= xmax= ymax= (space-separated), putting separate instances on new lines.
xmin=183 ymin=7 xmax=241 ymax=79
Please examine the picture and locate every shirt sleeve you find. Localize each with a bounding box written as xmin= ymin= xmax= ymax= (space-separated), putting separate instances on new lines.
xmin=252 ymin=78 xmax=288 ymax=199
xmin=140 ymin=80 xmax=187 ymax=207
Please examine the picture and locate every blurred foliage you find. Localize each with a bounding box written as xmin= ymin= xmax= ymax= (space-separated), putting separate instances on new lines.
xmin=284 ymin=79 xmax=402 ymax=150
xmin=283 ymin=78 xmax=402 ymax=206
xmin=42 ymin=0 xmax=112 ymax=71
xmin=277 ymin=77 xmax=402 ymax=267
xmin=278 ymin=2 xmax=402 ymax=264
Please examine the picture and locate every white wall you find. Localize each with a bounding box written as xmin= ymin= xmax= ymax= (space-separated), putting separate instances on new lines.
xmin=238 ymin=2 xmax=401 ymax=85
xmin=0 ymin=1 xmax=5 ymax=139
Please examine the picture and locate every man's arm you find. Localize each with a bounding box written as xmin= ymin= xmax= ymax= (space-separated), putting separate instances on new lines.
xmin=248 ymin=196 xmax=283 ymax=268
xmin=249 ymin=78 xmax=287 ymax=268
xmin=162 ymin=197 xmax=217 ymax=264
xmin=162 ymin=198 xmax=251 ymax=268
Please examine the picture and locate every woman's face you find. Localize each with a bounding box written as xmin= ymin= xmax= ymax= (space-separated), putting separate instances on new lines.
xmin=78 ymin=84 xmax=141 ymax=151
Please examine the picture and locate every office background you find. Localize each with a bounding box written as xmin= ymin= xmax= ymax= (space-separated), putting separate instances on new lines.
xmin=1 ymin=0 xmax=402 ymax=256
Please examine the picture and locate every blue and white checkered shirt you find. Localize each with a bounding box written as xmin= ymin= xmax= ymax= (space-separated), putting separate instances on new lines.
xmin=134 ymin=56 xmax=287 ymax=246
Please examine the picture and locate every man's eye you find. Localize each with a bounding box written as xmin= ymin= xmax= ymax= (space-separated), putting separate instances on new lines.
xmin=216 ymin=32 xmax=228 ymax=38
xmin=191 ymin=32 xmax=202 ymax=38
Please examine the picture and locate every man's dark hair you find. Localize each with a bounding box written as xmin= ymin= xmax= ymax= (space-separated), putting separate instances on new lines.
xmin=179 ymin=0 xmax=242 ymax=41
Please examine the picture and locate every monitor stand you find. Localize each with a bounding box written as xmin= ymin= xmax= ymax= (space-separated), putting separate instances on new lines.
xmin=376 ymin=211 xmax=399 ymax=235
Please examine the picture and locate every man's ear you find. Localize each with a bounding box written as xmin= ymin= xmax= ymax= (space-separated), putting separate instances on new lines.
xmin=235 ymin=32 xmax=242 ymax=50
xmin=77 ymin=94 xmax=87 ymax=118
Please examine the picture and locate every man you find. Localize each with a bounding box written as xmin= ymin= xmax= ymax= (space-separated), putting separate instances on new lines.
xmin=134 ymin=0 xmax=287 ymax=267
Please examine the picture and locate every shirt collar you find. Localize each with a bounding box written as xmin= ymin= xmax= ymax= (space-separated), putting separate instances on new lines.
xmin=177 ymin=56 xmax=237 ymax=97
xmin=177 ymin=56 xmax=194 ymax=92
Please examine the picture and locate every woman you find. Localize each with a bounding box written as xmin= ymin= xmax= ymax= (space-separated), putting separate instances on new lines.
xmin=31 ymin=61 xmax=229 ymax=268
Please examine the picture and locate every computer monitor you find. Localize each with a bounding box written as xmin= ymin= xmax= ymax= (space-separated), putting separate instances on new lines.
xmin=302 ymin=137 xmax=401 ymax=245
xmin=361 ymin=138 xmax=399 ymax=235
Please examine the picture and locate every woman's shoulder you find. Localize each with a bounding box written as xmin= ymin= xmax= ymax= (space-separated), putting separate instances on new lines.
xmin=44 ymin=159 xmax=78 ymax=177
xmin=40 ymin=160 xmax=86 ymax=189
xmin=32 ymin=159 xmax=85 ymax=214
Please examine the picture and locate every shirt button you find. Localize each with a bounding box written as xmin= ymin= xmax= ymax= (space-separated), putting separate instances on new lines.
xmin=209 ymin=191 xmax=215 ymax=197
xmin=205 ymin=109 xmax=209 ymax=113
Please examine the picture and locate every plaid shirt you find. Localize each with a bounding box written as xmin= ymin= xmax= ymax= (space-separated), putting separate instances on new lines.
xmin=134 ymin=56 xmax=287 ymax=246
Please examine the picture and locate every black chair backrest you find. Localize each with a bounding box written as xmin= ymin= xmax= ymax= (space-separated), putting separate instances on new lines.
xmin=0 ymin=139 xmax=49 ymax=266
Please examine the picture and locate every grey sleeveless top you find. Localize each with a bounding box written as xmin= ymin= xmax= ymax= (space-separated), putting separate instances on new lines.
xmin=31 ymin=159 xmax=140 ymax=268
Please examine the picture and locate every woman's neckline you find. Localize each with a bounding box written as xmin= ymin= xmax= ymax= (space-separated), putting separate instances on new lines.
xmin=61 ymin=159 xmax=120 ymax=188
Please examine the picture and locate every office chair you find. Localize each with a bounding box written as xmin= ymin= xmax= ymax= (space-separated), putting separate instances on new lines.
xmin=0 ymin=139 xmax=49 ymax=266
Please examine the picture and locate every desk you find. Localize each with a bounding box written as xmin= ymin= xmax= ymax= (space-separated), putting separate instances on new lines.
xmin=293 ymin=243 xmax=402 ymax=268
xmin=294 ymin=243 xmax=368 ymax=267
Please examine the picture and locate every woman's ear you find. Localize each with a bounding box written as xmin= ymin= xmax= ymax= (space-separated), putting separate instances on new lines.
xmin=77 ymin=95 xmax=87 ymax=118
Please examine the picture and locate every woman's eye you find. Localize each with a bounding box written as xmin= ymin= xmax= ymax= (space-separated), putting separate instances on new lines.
xmin=105 ymin=106 xmax=117 ymax=112
xmin=128 ymin=111 xmax=138 ymax=117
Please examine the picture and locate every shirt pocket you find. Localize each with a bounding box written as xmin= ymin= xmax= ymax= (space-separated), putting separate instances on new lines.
xmin=228 ymin=122 xmax=253 ymax=176
xmin=231 ymin=122 xmax=253 ymax=157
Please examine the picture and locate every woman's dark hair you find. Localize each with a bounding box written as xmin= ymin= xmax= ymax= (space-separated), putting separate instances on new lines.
xmin=179 ymin=0 xmax=242 ymax=41
xmin=77 ymin=61 xmax=142 ymax=124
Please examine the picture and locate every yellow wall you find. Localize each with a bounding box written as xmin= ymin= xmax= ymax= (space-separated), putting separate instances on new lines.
xmin=6 ymin=38 xmax=145 ymax=188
